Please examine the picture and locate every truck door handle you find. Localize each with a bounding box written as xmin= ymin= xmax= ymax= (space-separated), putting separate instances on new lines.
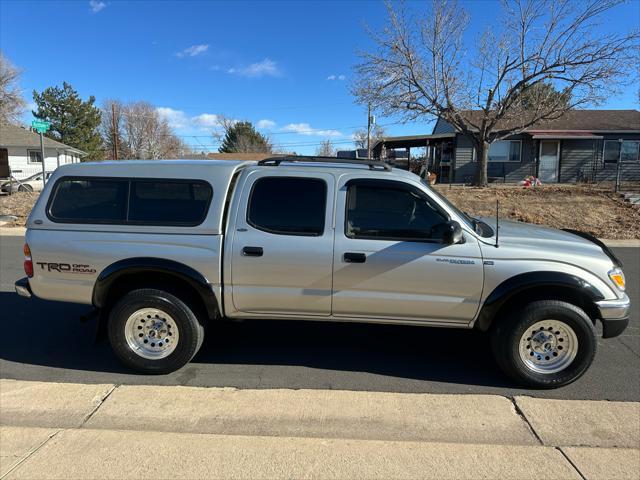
xmin=242 ymin=246 xmax=263 ymax=257
xmin=344 ymin=252 xmax=366 ymax=263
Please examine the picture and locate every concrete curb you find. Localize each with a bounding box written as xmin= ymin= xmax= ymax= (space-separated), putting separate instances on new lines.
xmin=2 ymin=380 xmax=639 ymax=449
xmin=84 ymin=385 xmax=537 ymax=445
xmin=515 ymin=396 xmax=640 ymax=448
xmin=2 ymin=380 xmax=639 ymax=479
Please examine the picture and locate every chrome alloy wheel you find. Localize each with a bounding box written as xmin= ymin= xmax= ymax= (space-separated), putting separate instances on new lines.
xmin=124 ymin=308 xmax=179 ymax=360
xmin=518 ymin=320 xmax=578 ymax=374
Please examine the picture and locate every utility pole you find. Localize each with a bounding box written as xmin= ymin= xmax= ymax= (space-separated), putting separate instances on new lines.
xmin=112 ymin=103 xmax=119 ymax=160
xmin=366 ymin=104 xmax=372 ymax=159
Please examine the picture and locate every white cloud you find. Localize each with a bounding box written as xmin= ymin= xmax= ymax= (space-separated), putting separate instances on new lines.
xmin=282 ymin=123 xmax=342 ymax=137
xmin=327 ymin=74 xmax=346 ymax=81
xmin=327 ymin=75 xmax=336 ymax=80
xmin=157 ymin=108 xmax=233 ymax=132
xmin=89 ymin=0 xmax=106 ymax=13
xmin=176 ymin=44 xmax=209 ymax=58
xmin=257 ymin=119 xmax=276 ymax=129
xmin=191 ymin=113 xmax=221 ymax=128
xmin=156 ymin=107 xmax=188 ymax=129
xmin=228 ymin=59 xmax=281 ymax=78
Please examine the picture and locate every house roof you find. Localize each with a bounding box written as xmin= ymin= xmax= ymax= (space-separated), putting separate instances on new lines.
xmin=0 ymin=123 xmax=87 ymax=155
xmin=458 ymin=109 xmax=640 ymax=132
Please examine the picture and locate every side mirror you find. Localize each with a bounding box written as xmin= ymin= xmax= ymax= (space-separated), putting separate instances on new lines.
xmin=441 ymin=220 xmax=463 ymax=245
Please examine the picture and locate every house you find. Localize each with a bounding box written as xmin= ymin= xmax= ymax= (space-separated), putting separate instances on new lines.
xmin=373 ymin=110 xmax=640 ymax=184
xmin=0 ymin=123 xmax=86 ymax=180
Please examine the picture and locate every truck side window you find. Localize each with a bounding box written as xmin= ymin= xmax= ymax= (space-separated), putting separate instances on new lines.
xmin=49 ymin=179 xmax=128 ymax=223
xmin=128 ymin=180 xmax=212 ymax=225
xmin=345 ymin=182 xmax=448 ymax=241
xmin=247 ymin=177 xmax=326 ymax=236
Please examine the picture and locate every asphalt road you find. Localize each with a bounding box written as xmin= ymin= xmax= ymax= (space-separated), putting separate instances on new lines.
xmin=1 ymin=233 xmax=638 ymax=401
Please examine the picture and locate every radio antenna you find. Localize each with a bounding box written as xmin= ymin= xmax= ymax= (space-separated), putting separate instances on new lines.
xmin=495 ymin=198 xmax=500 ymax=248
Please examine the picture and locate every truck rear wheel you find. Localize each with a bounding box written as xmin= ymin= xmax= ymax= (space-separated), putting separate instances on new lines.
xmin=108 ymin=288 xmax=204 ymax=374
xmin=491 ymin=300 xmax=597 ymax=388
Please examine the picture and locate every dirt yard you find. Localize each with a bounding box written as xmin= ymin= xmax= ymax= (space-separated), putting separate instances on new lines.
xmin=434 ymin=184 xmax=640 ymax=239
xmin=0 ymin=192 xmax=40 ymax=227
xmin=1 ymin=185 xmax=639 ymax=238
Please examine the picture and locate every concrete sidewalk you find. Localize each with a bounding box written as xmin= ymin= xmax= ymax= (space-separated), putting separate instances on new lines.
xmin=1 ymin=379 xmax=639 ymax=479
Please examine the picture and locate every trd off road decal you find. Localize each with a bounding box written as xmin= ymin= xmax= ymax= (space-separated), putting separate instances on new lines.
xmin=36 ymin=262 xmax=97 ymax=274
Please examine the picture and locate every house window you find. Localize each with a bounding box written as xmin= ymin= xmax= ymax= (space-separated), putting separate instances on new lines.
xmin=28 ymin=150 xmax=43 ymax=164
xmin=604 ymin=140 xmax=640 ymax=163
xmin=488 ymin=140 xmax=521 ymax=162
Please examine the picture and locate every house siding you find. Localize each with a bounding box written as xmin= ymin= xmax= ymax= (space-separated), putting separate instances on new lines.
xmin=6 ymin=146 xmax=76 ymax=180
xmin=451 ymin=133 xmax=640 ymax=184
xmin=453 ymin=133 xmax=537 ymax=183
xmin=453 ymin=134 xmax=475 ymax=183
xmin=593 ymin=134 xmax=640 ymax=183
xmin=559 ymin=140 xmax=596 ymax=182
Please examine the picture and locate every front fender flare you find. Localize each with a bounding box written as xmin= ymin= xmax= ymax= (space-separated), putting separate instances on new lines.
xmin=92 ymin=257 xmax=220 ymax=319
xmin=475 ymin=271 xmax=605 ymax=331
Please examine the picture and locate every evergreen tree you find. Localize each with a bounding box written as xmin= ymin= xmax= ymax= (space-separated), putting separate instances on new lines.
xmin=218 ymin=121 xmax=272 ymax=153
xmin=32 ymin=82 xmax=103 ymax=160
xmin=516 ymin=82 xmax=572 ymax=110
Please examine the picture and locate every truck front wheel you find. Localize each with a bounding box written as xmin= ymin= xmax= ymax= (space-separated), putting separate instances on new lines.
xmin=108 ymin=288 xmax=205 ymax=374
xmin=491 ymin=300 xmax=597 ymax=388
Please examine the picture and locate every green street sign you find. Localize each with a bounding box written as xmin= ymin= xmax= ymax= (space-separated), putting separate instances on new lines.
xmin=31 ymin=120 xmax=51 ymax=133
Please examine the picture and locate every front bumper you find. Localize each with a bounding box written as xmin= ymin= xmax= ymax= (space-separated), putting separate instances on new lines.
xmin=596 ymin=294 xmax=630 ymax=338
xmin=15 ymin=277 xmax=33 ymax=298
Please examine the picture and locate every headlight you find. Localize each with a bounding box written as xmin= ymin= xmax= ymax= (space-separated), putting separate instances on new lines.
xmin=608 ymin=268 xmax=625 ymax=291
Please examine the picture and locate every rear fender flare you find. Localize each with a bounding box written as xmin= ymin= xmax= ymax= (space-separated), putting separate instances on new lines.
xmin=92 ymin=257 xmax=220 ymax=319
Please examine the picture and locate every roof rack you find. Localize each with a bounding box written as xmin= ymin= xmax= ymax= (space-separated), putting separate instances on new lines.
xmin=257 ymin=155 xmax=392 ymax=171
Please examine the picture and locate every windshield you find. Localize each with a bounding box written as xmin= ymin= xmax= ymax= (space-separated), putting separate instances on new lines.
xmin=420 ymin=180 xmax=494 ymax=237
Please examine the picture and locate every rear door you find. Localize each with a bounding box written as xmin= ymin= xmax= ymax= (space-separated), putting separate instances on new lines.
xmin=229 ymin=170 xmax=335 ymax=316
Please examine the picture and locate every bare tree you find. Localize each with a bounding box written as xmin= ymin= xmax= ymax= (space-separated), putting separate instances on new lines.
xmin=353 ymin=125 xmax=387 ymax=149
xmin=0 ymin=52 xmax=26 ymax=125
xmin=315 ymin=139 xmax=336 ymax=157
xmin=354 ymin=0 xmax=639 ymax=186
xmin=119 ymin=101 xmax=187 ymax=159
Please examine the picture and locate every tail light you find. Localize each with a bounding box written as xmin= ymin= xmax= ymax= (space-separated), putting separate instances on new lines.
xmin=24 ymin=243 xmax=33 ymax=278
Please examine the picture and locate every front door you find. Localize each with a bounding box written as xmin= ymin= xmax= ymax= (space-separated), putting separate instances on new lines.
xmin=230 ymin=171 xmax=335 ymax=316
xmin=539 ymin=141 xmax=559 ymax=183
xmin=332 ymin=176 xmax=484 ymax=325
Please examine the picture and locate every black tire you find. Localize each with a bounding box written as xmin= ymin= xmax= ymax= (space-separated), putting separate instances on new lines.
xmin=18 ymin=184 xmax=33 ymax=192
xmin=108 ymin=288 xmax=205 ymax=374
xmin=491 ymin=300 xmax=597 ymax=389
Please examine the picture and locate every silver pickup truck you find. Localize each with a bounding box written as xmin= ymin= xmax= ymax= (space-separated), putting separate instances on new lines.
xmin=15 ymin=157 xmax=630 ymax=388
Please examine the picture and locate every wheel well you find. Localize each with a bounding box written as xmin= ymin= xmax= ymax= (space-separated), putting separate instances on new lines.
xmin=478 ymin=285 xmax=600 ymax=332
xmin=101 ymin=271 xmax=215 ymax=321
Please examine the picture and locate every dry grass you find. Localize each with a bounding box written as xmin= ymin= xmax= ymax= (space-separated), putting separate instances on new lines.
xmin=0 ymin=192 xmax=39 ymax=227
xmin=434 ymin=184 xmax=640 ymax=239
xmin=1 ymin=185 xmax=639 ymax=239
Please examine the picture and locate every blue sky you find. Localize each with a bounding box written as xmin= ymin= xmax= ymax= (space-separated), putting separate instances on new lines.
xmin=1 ymin=0 xmax=638 ymax=154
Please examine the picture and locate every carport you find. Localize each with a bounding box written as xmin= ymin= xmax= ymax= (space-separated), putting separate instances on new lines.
xmin=372 ymin=133 xmax=456 ymax=181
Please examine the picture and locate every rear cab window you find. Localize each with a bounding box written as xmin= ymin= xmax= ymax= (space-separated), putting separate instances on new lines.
xmin=47 ymin=177 xmax=213 ymax=226
xmin=247 ymin=176 xmax=327 ymax=236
